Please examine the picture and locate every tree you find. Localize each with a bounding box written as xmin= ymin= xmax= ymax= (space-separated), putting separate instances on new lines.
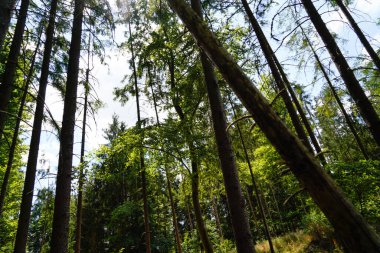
xmin=13 ymin=0 xmax=59 ymax=251
xmin=145 ymin=64 xmax=183 ymax=253
xmin=0 ymin=0 xmax=17 ymax=48
xmin=0 ymin=0 xmax=30 ymax=141
xmin=241 ymin=0 xmax=310 ymax=154
xmin=227 ymin=92 xmax=274 ymax=252
xmin=127 ymin=19 xmax=152 ymax=252
xmin=332 ymin=0 xmax=380 ymax=71
xmin=27 ymin=187 xmax=54 ymax=253
xmin=50 ymin=0 xmax=84 ymax=250
xmin=0 ymin=26 xmax=42 ymax=217
xmin=300 ymin=0 xmax=380 ymax=147
xmin=74 ymin=32 xmax=91 ymax=253
xmin=300 ymin=26 xmax=369 ymax=160
xmin=191 ymin=0 xmax=254 ymax=251
xmin=165 ymin=0 xmax=380 ymax=250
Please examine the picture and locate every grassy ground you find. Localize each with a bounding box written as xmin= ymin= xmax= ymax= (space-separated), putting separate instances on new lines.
xmin=254 ymin=230 xmax=343 ymax=253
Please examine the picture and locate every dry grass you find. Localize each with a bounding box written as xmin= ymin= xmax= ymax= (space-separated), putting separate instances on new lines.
xmin=255 ymin=230 xmax=315 ymax=253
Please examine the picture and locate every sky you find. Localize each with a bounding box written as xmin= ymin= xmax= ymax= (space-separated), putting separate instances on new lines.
xmin=29 ymin=0 xmax=380 ymax=189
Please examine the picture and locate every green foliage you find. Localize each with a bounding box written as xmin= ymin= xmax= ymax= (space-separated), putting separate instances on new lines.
xmin=328 ymin=160 xmax=380 ymax=230
xmin=302 ymin=209 xmax=332 ymax=240
xmin=2 ymin=0 xmax=379 ymax=251
xmin=28 ymin=187 xmax=54 ymax=253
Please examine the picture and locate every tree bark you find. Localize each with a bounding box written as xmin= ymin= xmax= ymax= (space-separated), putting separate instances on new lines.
xmin=50 ymin=0 xmax=84 ymax=251
xmin=335 ymin=0 xmax=380 ymax=70
xmin=0 ymin=29 xmax=41 ymax=217
xmin=300 ymin=0 xmax=380 ymax=147
xmin=13 ymin=0 xmax=58 ymax=251
xmin=0 ymin=0 xmax=16 ymax=48
xmin=191 ymin=0 xmax=255 ymax=252
xmin=166 ymin=0 xmax=380 ymax=251
xmin=0 ymin=0 xmax=30 ymax=141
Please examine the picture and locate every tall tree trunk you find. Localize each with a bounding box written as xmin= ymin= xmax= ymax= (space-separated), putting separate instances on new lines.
xmin=240 ymin=0 xmax=308 ymax=145
xmin=191 ymin=0 xmax=254 ymax=252
xmin=190 ymin=150 xmax=214 ymax=253
xmin=246 ymin=185 xmax=259 ymax=232
xmin=228 ymin=94 xmax=274 ymax=253
xmin=148 ymin=66 xmax=160 ymax=125
xmin=128 ymin=21 xmax=151 ymax=253
xmin=301 ymin=27 xmax=369 ymax=160
xmin=50 ymin=0 xmax=84 ymax=251
xmin=0 ymin=0 xmax=30 ymax=141
xmin=13 ymin=0 xmax=58 ymax=251
xmin=0 ymin=30 xmax=41 ymax=216
xmin=0 ymin=0 xmax=16 ymax=48
xmin=334 ymin=0 xmax=380 ymax=70
xmin=271 ymin=51 xmax=326 ymax=164
xmin=166 ymin=170 xmax=183 ymax=253
xmin=268 ymin=184 xmax=287 ymax=233
xmin=149 ymin=68 xmax=182 ymax=253
xmin=185 ymin=192 xmax=194 ymax=231
xmin=212 ymin=197 xmax=223 ymax=238
xmin=241 ymin=0 xmax=327 ymax=164
xmin=167 ymin=50 xmax=213 ymax=252
xmin=74 ymin=44 xmax=90 ymax=252
xmin=166 ymin=0 xmax=380 ymax=251
xmin=300 ymin=0 xmax=380 ymax=147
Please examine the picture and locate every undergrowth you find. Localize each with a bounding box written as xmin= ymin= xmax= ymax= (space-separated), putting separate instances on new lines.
xmin=254 ymin=229 xmax=343 ymax=253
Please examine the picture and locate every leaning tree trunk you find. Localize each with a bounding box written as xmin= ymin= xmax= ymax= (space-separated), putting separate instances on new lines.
xmin=241 ymin=0 xmax=327 ymax=165
xmin=241 ymin=0 xmax=309 ymax=150
xmin=166 ymin=0 xmax=380 ymax=251
xmin=0 ymin=30 xmax=41 ymax=217
xmin=228 ymin=93 xmax=274 ymax=253
xmin=334 ymin=0 xmax=380 ymax=70
xmin=191 ymin=0 xmax=255 ymax=252
xmin=274 ymin=56 xmax=326 ymax=164
xmin=300 ymin=0 xmax=380 ymax=147
xmin=0 ymin=0 xmax=30 ymax=141
xmin=128 ymin=21 xmax=151 ymax=253
xmin=0 ymin=0 xmax=16 ymax=48
xmin=50 ymin=0 xmax=84 ymax=251
xmin=301 ymin=27 xmax=369 ymax=160
xmin=13 ymin=0 xmax=59 ymax=251
xmin=201 ymin=67 xmax=255 ymax=252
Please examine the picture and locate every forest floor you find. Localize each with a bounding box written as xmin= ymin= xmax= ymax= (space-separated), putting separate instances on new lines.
xmin=254 ymin=230 xmax=343 ymax=253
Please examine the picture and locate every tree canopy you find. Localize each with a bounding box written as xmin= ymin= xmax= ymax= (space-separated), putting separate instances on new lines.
xmin=0 ymin=0 xmax=379 ymax=252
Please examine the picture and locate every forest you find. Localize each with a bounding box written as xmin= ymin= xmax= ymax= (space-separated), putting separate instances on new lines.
xmin=0 ymin=0 xmax=379 ymax=252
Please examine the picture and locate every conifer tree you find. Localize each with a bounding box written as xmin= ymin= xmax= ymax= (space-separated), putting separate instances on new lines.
xmin=50 ymin=0 xmax=84 ymax=251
